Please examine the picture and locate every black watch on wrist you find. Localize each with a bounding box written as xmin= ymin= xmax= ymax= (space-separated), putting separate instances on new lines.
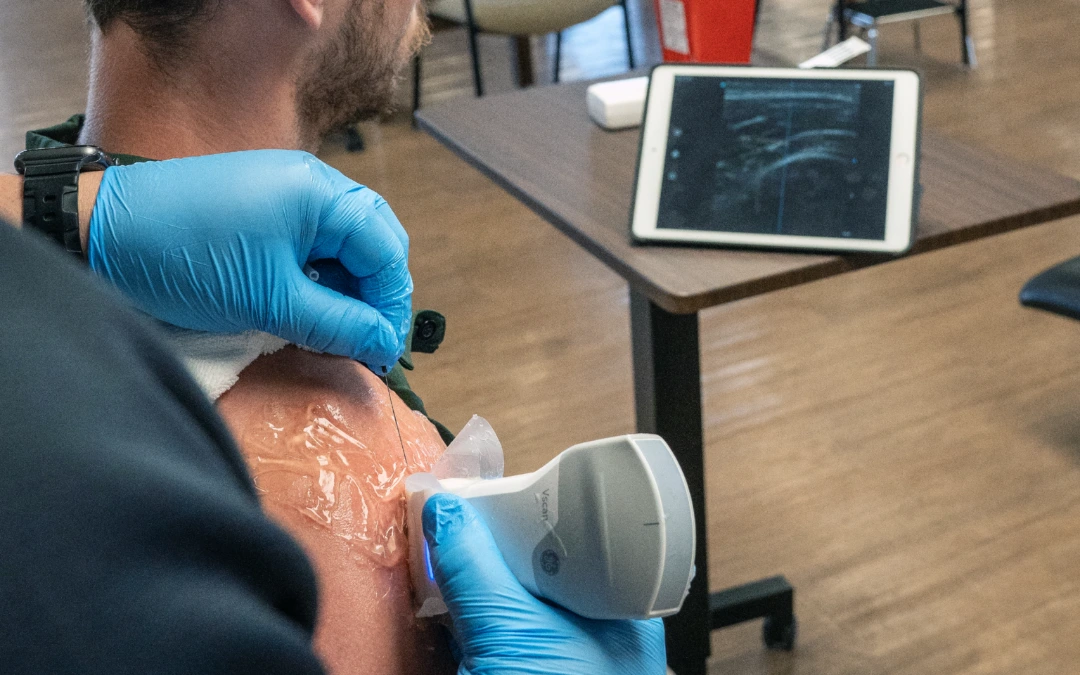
xmin=14 ymin=146 xmax=114 ymax=257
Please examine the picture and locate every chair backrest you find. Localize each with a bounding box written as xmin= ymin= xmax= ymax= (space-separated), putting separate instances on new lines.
xmin=428 ymin=0 xmax=619 ymax=36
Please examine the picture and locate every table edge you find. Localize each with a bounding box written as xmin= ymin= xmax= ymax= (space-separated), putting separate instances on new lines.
xmin=416 ymin=110 xmax=1080 ymax=315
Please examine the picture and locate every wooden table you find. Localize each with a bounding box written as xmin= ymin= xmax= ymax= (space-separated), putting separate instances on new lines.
xmin=416 ymin=79 xmax=1080 ymax=675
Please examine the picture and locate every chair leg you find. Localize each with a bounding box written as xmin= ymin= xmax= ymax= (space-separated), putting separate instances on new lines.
xmin=412 ymin=53 xmax=422 ymax=119
xmin=822 ymin=9 xmax=836 ymax=51
xmin=957 ymin=2 xmax=976 ymax=67
xmin=554 ymin=32 xmax=562 ymax=84
xmin=620 ymin=0 xmax=636 ymax=69
xmin=462 ymin=0 xmax=484 ymax=96
xmin=511 ymin=36 xmax=535 ymax=88
xmin=837 ymin=1 xmax=848 ymax=40
xmin=913 ymin=20 xmax=921 ymax=53
xmin=866 ymin=25 xmax=879 ymax=66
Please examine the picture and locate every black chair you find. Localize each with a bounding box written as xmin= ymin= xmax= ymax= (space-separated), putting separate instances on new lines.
xmin=1020 ymin=256 xmax=1080 ymax=321
xmin=823 ymin=0 xmax=976 ymax=67
xmin=413 ymin=0 xmax=635 ymax=112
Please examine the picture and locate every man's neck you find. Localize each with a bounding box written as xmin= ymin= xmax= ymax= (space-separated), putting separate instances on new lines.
xmin=79 ymin=24 xmax=312 ymax=158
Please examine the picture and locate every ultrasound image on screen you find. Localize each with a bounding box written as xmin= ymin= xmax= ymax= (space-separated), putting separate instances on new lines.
xmin=657 ymin=76 xmax=895 ymax=240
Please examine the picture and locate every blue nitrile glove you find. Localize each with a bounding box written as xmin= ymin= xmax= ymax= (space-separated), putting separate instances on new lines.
xmin=423 ymin=493 xmax=668 ymax=675
xmin=88 ymin=150 xmax=412 ymax=372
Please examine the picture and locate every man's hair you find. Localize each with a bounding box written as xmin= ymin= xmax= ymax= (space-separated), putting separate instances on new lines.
xmin=85 ymin=0 xmax=216 ymax=59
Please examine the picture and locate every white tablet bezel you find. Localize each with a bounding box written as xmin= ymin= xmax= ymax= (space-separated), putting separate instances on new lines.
xmin=631 ymin=65 xmax=921 ymax=254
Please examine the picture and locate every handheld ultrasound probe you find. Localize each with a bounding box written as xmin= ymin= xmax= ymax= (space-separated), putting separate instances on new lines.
xmin=406 ymin=434 xmax=696 ymax=621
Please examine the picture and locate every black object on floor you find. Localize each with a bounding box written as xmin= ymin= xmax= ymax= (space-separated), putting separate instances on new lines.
xmin=345 ymin=126 xmax=365 ymax=153
xmin=1020 ymin=255 xmax=1080 ymax=321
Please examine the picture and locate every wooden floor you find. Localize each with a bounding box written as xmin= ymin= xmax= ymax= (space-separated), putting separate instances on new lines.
xmin=5 ymin=1 xmax=1080 ymax=673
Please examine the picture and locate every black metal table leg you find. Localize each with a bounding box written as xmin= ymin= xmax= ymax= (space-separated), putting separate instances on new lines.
xmin=631 ymin=290 xmax=711 ymax=675
xmin=630 ymin=290 xmax=796 ymax=675
xmin=712 ymin=576 xmax=796 ymax=650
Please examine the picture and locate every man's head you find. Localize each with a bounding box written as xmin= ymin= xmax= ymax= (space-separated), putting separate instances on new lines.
xmin=84 ymin=0 xmax=429 ymax=144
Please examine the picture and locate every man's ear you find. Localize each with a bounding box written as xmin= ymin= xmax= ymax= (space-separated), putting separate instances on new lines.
xmin=287 ymin=0 xmax=325 ymax=30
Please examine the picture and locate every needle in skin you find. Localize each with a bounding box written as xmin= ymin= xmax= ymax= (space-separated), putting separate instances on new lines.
xmin=384 ymin=374 xmax=409 ymax=468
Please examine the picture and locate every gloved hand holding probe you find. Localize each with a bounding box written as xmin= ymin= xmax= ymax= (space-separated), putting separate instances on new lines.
xmin=424 ymin=493 xmax=668 ymax=675
xmin=88 ymin=150 xmax=412 ymax=372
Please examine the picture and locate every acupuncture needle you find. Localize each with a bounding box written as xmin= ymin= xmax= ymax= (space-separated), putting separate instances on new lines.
xmin=311 ymin=259 xmax=410 ymax=468
xmin=383 ymin=373 xmax=409 ymax=468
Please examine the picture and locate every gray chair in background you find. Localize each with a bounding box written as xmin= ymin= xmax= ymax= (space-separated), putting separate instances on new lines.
xmin=414 ymin=0 xmax=635 ymax=110
xmin=823 ymin=0 xmax=976 ymax=67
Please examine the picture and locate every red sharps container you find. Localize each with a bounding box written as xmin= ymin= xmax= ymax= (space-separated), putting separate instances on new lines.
xmin=654 ymin=0 xmax=758 ymax=64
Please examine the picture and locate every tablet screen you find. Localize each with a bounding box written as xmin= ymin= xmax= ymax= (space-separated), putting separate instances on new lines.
xmin=657 ymin=75 xmax=896 ymax=240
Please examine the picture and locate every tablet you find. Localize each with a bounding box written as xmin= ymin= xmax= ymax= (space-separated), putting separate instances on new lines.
xmin=631 ymin=65 xmax=921 ymax=254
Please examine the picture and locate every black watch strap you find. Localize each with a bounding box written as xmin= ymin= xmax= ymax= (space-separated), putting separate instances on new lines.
xmin=15 ymin=146 xmax=113 ymax=257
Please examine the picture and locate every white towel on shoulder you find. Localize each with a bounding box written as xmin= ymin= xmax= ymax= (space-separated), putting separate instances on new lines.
xmin=157 ymin=325 xmax=288 ymax=401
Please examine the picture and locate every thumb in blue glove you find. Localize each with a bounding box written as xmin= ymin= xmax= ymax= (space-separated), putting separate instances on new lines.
xmin=423 ymin=492 xmax=668 ymax=675
xmin=88 ymin=150 xmax=412 ymax=371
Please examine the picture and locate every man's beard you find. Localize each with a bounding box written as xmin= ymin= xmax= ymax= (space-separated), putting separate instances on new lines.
xmin=297 ymin=1 xmax=431 ymax=145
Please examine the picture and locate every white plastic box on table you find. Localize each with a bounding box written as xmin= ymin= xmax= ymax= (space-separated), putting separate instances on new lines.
xmin=586 ymin=76 xmax=649 ymax=130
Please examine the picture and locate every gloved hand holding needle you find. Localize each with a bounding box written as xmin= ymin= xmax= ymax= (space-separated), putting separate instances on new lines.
xmin=87 ymin=150 xmax=412 ymax=373
xmin=1 ymin=147 xmax=669 ymax=675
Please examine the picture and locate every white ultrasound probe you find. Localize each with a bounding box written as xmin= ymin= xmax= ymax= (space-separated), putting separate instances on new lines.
xmin=405 ymin=434 xmax=696 ymax=621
